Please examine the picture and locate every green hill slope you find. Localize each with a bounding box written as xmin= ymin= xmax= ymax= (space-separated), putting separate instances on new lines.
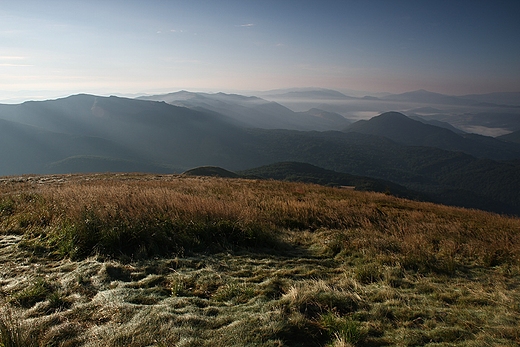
xmin=182 ymin=166 xmax=239 ymax=178
xmin=243 ymin=129 xmax=520 ymax=214
xmin=238 ymin=161 xmax=423 ymax=199
xmin=344 ymin=111 xmax=520 ymax=160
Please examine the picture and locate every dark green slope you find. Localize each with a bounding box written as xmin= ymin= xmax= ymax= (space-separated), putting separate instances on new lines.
xmin=344 ymin=112 xmax=520 ymax=160
xmin=238 ymin=161 xmax=423 ymax=199
xmin=0 ymin=118 xmax=150 ymax=175
xmin=182 ymin=166 xmax=239 ymax=178
xmin=47 ymin=156 xmax=176 ymax=174
xmin=243 ymin=129 xmax=520 ymax=214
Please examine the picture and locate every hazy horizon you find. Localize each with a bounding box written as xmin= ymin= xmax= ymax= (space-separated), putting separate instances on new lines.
xmin=2 ymin=1 xmax=519 ymax=103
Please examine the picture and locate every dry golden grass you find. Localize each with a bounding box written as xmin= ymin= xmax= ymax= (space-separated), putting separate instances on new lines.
xmin=0 ymin=173 xmax=519 ymax=346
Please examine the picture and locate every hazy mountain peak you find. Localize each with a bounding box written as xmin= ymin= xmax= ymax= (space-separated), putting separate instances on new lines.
xmin=373 ymin=111 xmax=410 ymax=121
xmin=261 ymin=88 xmax=353 ymax=100
xmin=414 ymin=89 xmax=436 ymax=94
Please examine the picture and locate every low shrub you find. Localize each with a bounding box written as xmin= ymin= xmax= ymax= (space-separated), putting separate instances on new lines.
xmin=0 ymin=198 xmax=15 ymax=216
xmin=354 ymin=263 xmax=383 ymax=284
xmin=48 ymin=209 xmax=278 ymax=260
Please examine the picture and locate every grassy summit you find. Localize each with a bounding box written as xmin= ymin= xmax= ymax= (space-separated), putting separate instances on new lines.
xmin=0 ymin=173 xmax=519 ymax=346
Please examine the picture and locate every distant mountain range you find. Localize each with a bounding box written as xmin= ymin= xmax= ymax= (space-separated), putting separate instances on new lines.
xmin=138 ymin=91 xmax=351 ymax=131
xmin=376 ymin=89 xmax=520 ymax=107
xmin=460 ymin=92 xmax=520 ymax=107
xmin=261 ymin=88 xmax=355 ymax=100
xmin=382 ymin=89 xmax=476 ymax=106
xmin=261 ymin=88 xmax=520 ymax=136
xmin=1 ymin=92 xmax=520 ymax=215
xmin=263 ymin=88 xmax=520 ymax=107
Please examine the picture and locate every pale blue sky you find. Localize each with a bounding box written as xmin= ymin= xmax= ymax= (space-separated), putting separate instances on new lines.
xmin=1 ymin=0 xmax=519 ymax=102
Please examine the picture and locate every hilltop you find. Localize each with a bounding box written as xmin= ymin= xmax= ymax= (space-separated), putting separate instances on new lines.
xmin=0 ymin=173 xmax=519 ymax=346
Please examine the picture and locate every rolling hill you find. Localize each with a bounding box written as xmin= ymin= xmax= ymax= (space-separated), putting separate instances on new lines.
xmin=344 ymin=111 xmax=520 ymax=160
xmin=182 ymin=166 xmax=239 ymax=178
xmin=1 ymin=95 xmax=520 ymax=214
xmin=237 ymin=161 xmax=423 ymax=199
xmin=0 ymin=117 xmax=147 ymax=175
xmin=242 ymin=129 xmax=520 ymax=214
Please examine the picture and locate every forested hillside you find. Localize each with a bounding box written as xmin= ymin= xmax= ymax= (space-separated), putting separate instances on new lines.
xmin=1 ymin=95 xmax=520 ymax=215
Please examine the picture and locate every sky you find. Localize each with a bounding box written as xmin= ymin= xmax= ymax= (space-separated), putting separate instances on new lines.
xmin=1 ymin=0 xmax=519 ymax=102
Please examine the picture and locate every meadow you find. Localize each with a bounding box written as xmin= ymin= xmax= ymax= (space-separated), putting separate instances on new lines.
xmin=0 ymin=173 xmax=519 ymax=346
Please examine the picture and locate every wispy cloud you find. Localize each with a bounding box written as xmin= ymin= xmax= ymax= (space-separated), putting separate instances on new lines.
xmin=0 ymin=63 xmax=34 ymax=67
xmin=0 ymin=55 xmax=26 ymax=60
xmin=0 ymin=56 xmax=32 ymax=67
xmin=236 ymin=23 xmax=255 ymax=28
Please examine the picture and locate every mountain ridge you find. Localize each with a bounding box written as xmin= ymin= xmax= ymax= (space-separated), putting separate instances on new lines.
xmin=344 ymin=111 xmax=520 ymax=160
xmin=0 ymin=94 xmax=520 ymax=215
xmin=138 ymin=91 xmax=350 ymax=131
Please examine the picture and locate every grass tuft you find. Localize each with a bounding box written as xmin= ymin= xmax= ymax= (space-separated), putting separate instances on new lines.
xmin=213 ymin=282 xmax=255 ymax=303
xmin=10 ymin=278 xmax=52 ymax=308
xmin=0 ymin=304 xmax=37 ymax=347
xmin=320 ymin=312 xmax=367 ymax=346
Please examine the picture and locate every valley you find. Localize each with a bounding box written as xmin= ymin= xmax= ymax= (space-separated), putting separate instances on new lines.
xmin=1 ymin=89 xmax=520 ymax=216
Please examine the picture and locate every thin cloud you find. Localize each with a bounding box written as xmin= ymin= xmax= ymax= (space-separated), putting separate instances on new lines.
xmin=236 ymin=23 xmax=255 ymax=27
xmin=0 ymin=63 xmax=34 ymax=67
xmin=0 ymin=56 xmax=32 ymax=66
xmin=0 ymin=56 xmax=26 ymax=60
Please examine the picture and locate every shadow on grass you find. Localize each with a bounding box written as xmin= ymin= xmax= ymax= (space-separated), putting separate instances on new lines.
xmin=21 ymin=208 xmax=310 ymax=262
